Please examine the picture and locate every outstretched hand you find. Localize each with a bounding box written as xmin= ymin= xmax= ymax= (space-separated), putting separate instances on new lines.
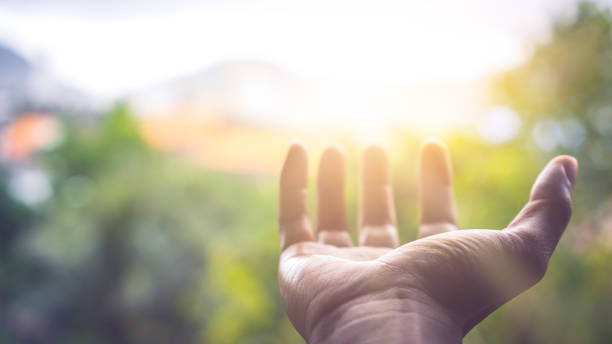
xmin=278 ymin=139 xmax=577 ymax=344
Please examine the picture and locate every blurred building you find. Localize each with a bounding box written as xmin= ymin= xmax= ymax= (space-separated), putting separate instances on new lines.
xmin=0 ymin=43 xmax=92 ymax=127
xmin=0 ymin=43 xmax=92 ymax=206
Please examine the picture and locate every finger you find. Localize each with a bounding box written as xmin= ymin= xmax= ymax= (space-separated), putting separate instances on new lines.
xmin=317 ymin=146 xmax=353 ymax=246
xmin=507 ymin=156 xmax=578 ymax=263
xmin=279 ymin=143 xmax=314 ymax=250
xmin=359 ymin=145 xmax=398 ymax=248
xmin=418 ymin=137 xmax=458 ymax=238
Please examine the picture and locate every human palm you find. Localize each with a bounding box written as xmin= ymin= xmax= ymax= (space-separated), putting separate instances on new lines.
xmin=278 ymin=140 xmax=577 ymax=343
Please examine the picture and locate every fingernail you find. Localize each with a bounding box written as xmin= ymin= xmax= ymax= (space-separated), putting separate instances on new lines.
xmin=558 ymin=155 xmax=578 ymax=187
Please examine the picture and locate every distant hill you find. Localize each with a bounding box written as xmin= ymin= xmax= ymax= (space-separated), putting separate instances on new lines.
xmin=0 ymin=43 xmax=93 ymax=123
xmin=128 ymin=60 xmax=305 ymax=126
xmin=0 ymin=44 xmax=31 ymax=91
xmin=129 ymin=58 xmax=486 ymax=131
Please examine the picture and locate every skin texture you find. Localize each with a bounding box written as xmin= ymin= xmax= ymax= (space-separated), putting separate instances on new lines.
xmin=278 ymin=139 xmax=578 ymax=344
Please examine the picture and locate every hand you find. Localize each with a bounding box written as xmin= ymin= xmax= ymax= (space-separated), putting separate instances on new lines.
xmin=278 ymin=139 xmax=578 ymax=344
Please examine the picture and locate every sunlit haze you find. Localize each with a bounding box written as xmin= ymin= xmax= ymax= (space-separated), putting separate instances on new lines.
xmin=0 ymin=0 xmax=583 ymax=133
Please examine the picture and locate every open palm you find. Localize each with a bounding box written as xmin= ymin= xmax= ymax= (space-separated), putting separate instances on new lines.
xmin=278 ymin=139 xmax=577 ymax=343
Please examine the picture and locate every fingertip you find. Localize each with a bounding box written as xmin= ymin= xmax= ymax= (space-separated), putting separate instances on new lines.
xmin=420 ymin=137 xmax=448 ymax=157
xmin=419 ymin=137 xmax=451 ymax=181
xmin=322 ymin=144 xmax=345 ymax=156
xmin=554 ymin=155 xmax=578 ymax=187
xmin=421 ymin=136 xmax=446 ymax=150
xmin=320 ymin=145 xmax=345 ymax=168
xmin=363 ymin=144 xmax=388 ymax=161
xmin=287 ymin=142 xmax=308 ymax=162
xmin=318 ymin=145 xmax=345 ymax=186
xmin=363 ymin=145 xmax=390 ymax=185
xmin=282 ymin=142 xmax=308 ymax=187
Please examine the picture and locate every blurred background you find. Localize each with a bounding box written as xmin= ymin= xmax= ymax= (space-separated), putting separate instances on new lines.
xmin=0 ymin=0 xmax=611 ymax=343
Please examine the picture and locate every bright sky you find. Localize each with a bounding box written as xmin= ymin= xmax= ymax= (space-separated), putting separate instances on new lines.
xmin=0 ymin=0 xmax=580 ymax=99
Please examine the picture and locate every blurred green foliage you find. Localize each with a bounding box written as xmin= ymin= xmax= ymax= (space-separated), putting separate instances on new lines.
xmin=0 ymin=1 xmax=612 ymax=343
xmin=492 ymin=1 xmax=612 ymax=207
xmin=0 ymin=106 xmax=297 ymax=343
xmin=470 ymin=2 xmax=612 ymax=342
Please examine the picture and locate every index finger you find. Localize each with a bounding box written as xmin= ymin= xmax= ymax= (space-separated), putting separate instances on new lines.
xmin=418 ymin=138 xmax=458 ymax=238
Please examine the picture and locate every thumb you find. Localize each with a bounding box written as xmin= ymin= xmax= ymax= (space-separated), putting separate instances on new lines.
xmin=508 ymin=155 xmax=578 ymax=259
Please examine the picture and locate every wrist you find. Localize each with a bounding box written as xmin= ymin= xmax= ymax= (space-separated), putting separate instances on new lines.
xmin=307 ymin=289 xmax=462 ymax=344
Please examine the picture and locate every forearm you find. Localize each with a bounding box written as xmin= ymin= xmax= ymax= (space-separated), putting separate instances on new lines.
xmin=307 ymin=297 xmax=462 ymax=344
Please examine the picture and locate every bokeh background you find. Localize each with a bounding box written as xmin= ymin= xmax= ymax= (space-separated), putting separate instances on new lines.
xmin=0 ymin=0 xmax=611 ymax=343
